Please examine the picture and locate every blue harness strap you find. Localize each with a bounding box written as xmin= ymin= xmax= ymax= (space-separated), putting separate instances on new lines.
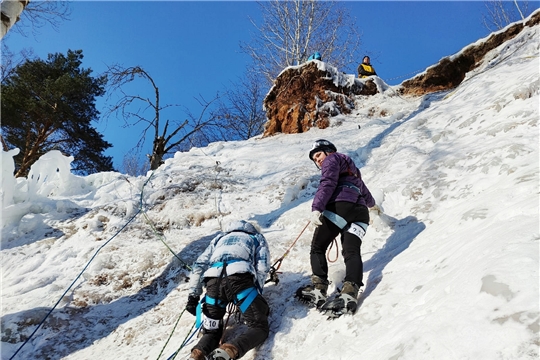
xmin=236 ymin=287 xmax=258 ymax=313
xmin=196 ymin=299 xmax=203 ymax=327
xmin=196 ymin=295 xmax=227 ymax=327
xmin=196 ymin=287 xmax=259 ymax=327
xmin=338 ymin=181 xmax=361 ymax=194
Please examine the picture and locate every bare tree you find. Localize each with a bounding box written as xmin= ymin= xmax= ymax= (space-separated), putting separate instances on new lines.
xmin=241 ymin=0 xmax=362 ymax=84
xmin=482 ymin=0 xmax=531 ymax=31
xmin=0 ymin=43 xmax=33 ymax=81
xmin=121 ymin=151 xmax=150 ymax=176
xmin=214 ymin=71 xmax=267 ymax=140
xmin=106 ymin=65 xmax=220 ymax=170
xmin=1 ymin=0 xmax=70 ymax=40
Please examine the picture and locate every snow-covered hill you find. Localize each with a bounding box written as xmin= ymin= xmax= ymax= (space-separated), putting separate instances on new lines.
xmin=2 ymin=18 xmax=539 ymax=360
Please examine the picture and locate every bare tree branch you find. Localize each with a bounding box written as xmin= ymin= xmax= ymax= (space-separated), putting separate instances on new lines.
xmin=482 ymin=0 xmax=531 ymax=31
xmin=105 ymin=65 xmax=220 ymax=170
xmin=214 ymin=71 xmax=267 ymax=140
xmin=241 ymin=0 xmax=361 ymax=84
xmin=1 ymin=0 xmax=71 ymax=39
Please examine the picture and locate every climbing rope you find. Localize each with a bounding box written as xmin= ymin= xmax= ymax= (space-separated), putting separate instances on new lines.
xmin=266 ymin=221 xmax=311 ymax=284
xmin=137 ymin=172 xmax=191 ymax=270
xmin=140 ymin=209 xmax=192 ymax=271
xmin=156 ymin=308 xmax=188 ymax=360
xmin=166 ymin=321 xmax=200 ymax=360
xmin=381 ymin=68 xmax=425 ymax=83
xmin=7 ymin=173 xmax=157 ymax=360
xmin=326 ymin=237 xmax=339 ymax=263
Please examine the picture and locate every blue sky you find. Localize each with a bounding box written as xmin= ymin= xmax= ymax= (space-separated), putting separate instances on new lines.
xmin=4 ymin=1 xmax=537 ymax=170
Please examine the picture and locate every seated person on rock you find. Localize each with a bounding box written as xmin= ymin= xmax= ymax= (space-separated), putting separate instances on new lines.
xmin=357 ymin=56 xmax=377 ymax=78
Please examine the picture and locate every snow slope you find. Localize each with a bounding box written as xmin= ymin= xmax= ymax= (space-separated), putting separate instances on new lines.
xmin=1 ymin=18 xmax=539 ymax=360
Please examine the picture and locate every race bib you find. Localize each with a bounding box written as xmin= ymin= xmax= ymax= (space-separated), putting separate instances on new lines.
xmin=347 ymin=223 xmax=366 ymax=240
xmin=202 ymin=314 xmax=220 ymax=330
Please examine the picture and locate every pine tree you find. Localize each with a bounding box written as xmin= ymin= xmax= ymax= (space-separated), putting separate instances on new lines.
xmin=1 ymin=49 xmax=114 ymax=177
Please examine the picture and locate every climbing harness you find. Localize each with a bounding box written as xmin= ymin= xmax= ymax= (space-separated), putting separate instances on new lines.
xmin=196 ymin=260 xmax=260 ymax=328
xmin=322 ymin=210 xmax=368 ymax=235
xmin=322 ymin=210 xmax=369 ymax=263
xmin=266 ymin=221 xmax=311 ymax=284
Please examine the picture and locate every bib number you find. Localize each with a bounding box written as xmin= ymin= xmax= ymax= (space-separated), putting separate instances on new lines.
xmin=202 ymin=314 xmax=220 ymax=330
xmin=347 ymin=223 xmax=366 ymax=240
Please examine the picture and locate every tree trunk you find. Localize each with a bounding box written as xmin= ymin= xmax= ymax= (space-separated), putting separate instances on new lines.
xmin=1 ymin=0 xmax=29 ymax=39
xmin=149 ymin=136 xmax=166 ymax=170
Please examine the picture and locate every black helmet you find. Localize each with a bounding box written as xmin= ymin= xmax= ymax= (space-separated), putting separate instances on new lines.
xmin=309 ymin=139 xmax=337 ymax=160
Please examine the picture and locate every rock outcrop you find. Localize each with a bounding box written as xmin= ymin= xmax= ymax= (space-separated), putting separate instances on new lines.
xmin=263 ymin=61 xmax=377 ymax=136
xmin=262 ymin=10 xmax=540 ymax=136
xmin=401 ymin=9 xmax=540 ymax=96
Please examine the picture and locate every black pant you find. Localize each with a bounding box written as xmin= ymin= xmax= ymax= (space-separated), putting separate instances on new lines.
xmin=310 ymin=201 xmax=369 ymax=286
xmin=193 ymin=273 xmax=269 ymax=359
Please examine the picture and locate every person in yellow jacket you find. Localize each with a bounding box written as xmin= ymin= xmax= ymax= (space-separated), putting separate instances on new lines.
xmin=357 ymin=56 xmax=377 ymax=78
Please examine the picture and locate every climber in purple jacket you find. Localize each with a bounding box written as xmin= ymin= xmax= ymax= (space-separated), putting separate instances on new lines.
xmin=296 ymin=139 xmax=376 ymax=318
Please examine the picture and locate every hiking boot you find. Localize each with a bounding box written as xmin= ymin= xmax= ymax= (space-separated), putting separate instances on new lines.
xmin=320 ymin=281 xmax=360 ymax=316
xmin=295 ymin=275 xmax=329 ymax=308
xmin=189 ymin=348 xmax=205 ymax=360
xmin=341 ymin=281 xmax=360 ymax=298
xmin=208 ymin=343 xmax=239 ymax=360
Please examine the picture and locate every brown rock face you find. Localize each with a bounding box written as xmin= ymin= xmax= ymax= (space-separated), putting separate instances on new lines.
xmin=401 ymin=10 xmax=540 ymax=96
xmin=263 ymin=61 xmax=377 ymax=136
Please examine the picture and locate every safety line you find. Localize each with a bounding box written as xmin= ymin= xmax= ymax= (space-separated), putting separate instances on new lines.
xmin=140 ymin=210 xmax=192 ymax=271
xmin=8 ymin=208 xmax=142 ymax=360
xmin=167 ymin=321 xmax=199 ymax=360
xmin=156 ymin=308 xmax=187 ymax=360
xmin=8 ymin=172 xmax=157 ymax=360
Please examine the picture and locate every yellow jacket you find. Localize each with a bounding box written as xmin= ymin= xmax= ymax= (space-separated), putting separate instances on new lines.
xmin=358 ymin=63 xmax=377 ymax=78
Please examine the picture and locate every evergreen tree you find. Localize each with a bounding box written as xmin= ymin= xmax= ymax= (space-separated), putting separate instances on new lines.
xmin=1 ymin=49 xmax=113 ymax=177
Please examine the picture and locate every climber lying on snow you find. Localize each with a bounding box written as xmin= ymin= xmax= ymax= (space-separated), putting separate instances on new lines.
xmin=185 ymin=220 xmax=271 ymax=360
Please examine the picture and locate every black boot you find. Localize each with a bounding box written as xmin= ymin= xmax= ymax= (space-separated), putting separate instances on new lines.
xmin=295 ymin=275 xmax=329 ymax=308
xmin=320 ymin=281 xmax=360 ymax=317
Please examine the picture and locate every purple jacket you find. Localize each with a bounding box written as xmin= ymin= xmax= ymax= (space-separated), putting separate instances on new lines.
xmin=312 ymin=152 xmax=375 ymax=212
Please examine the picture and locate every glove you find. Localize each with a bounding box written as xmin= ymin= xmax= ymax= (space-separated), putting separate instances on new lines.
xmin=186 ymin=294 xmax=200 ymax=316
xmin=370 ymin=204 xmax=382 ymax=215
xmin=310 ymin=210 xmax=323 ymax=226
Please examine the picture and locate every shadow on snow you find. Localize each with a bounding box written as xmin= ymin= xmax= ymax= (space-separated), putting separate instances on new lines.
xmin=1 ymin=232 xmax=217 ymax=360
